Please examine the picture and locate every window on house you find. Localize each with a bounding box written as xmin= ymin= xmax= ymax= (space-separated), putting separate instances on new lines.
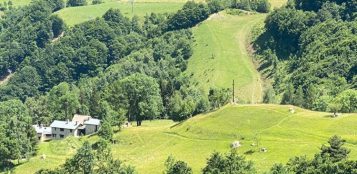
xmin=69 ymin=129 xmax=72 ymax=133
xmin=60 ymin=135 xmax=64 ymax=138
xmin=52 ymin=134 xmax=56 ymax=138
xmin=60 ymin=128 xmax=64 ymax=131
xmin=46 ymin=134 xmax=51 ymax=137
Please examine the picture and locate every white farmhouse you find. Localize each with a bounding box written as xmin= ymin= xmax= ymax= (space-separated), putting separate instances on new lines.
xmin=50 ymin=120 xmax=80 ymax=139
xmin=50 ymin=115 xmax=101 ymax=140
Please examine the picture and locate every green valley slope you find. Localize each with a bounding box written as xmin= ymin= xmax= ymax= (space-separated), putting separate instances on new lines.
xmin=186 ymin=12 xmax=265 ymax=103
xmin=13 ymin=105 xmax=357 ymax=174
xmin=185 ymin=0 xmax=286 ymax=103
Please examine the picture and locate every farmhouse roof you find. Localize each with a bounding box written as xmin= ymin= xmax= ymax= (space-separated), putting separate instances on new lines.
xmin=72 ymin=114 xmax=91 ymax=125
xmin=33 ymin=125 xmax=52 ymax=134
xmin=50 ymin=120 xmax=79 ymax=130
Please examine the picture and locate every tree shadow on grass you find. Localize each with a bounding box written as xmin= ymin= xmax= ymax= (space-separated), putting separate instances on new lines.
xmin=169 ymin=107 xmax=224 ymax=129
xmin=323 ymin=114 xmax=338 ymax=118
xmin=0 ymin=160 xmax=28 ymax=173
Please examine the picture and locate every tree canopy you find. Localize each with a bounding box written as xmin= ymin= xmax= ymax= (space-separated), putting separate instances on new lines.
xmin=0 ymin=99 xmax=37 ymax=167
xmin=254 ymin=0 xmax=357 ymax=113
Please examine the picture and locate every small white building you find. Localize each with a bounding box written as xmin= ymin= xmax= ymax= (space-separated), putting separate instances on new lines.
xmin=83 ymin=118 xmax=100 ymax=135
xmin=33 ymin=125 xmax=52 ymax=141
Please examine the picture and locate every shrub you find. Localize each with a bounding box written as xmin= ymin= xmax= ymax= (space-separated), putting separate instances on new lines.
xmin=256 ymin=0 xmax=270 ymax=13
xmin=92 ymin=0 xmax=102 ymax=5
xmin=67 ymin=0 xmax=87 ymax=7
xmin=203 ymin=150 xmax=256 ymax=174
xmin=165 ymin=156 xmax=192 ymax=174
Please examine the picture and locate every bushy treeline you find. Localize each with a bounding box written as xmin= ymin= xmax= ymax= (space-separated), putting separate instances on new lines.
xmin=165 ymin=0 xmax=271 ymax=31
xmin=165 ymin=0 xmax=224 ymax=31
xmin=231 ymin=0 xmax=271 ymax=13
xmin=255 ymin=0 xmax=357 ymax=112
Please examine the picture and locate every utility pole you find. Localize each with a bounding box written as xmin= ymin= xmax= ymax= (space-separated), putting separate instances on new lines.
xmin=129 ymin=0 xmax=134 ymax=14
xmin=232 ymin=80 xmax=235 ymax=103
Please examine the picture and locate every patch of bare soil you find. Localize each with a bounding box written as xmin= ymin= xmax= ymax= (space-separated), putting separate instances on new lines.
xmin=0 ymin=73 xmax=13 ymax=86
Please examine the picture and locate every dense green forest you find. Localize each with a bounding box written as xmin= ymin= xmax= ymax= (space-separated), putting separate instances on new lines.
xmin=255 ymin=0 xmax=357 ymax=113
xmin=0 ymin=0 xmax=236 ymax=167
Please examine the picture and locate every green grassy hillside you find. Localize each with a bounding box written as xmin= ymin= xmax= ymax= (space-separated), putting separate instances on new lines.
xmin=270 ymin=0 xmax=286 ymax=8
xmin=185 ymin=0 xmax=286 ymax=103
xmin=55 ymin=1 xmax=184 ymax=26
xmin=186 ymin=12 xmax=265 ymax=103
xmin=0 ymin=0 xmax=30 ymax=6
xmin=13 ymin=105 xmax=357 ymax=174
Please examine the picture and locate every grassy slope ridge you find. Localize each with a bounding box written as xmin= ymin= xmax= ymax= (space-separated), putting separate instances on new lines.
xmin=186 ymin=12 xmax=265 ymax=103
xmin=13 ymin=105 xmax=357 ymax=173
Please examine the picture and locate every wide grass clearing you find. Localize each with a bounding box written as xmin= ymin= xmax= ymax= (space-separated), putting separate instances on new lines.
xmin=12 ymin=104 xmax=357 ymax=174
xmin=0 ymin=0 xmax=30 ymax=6
xmin=186 ymin=11 xmax=266 ymax=103
xmin=270 ymin=0 xmax=287 ymax=8
xmin=55 ymin=1 xmax=184 ymax=26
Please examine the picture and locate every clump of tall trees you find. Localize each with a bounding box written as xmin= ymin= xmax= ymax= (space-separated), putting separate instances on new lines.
xmin=255 ymin=0 xmax=357 ymax=113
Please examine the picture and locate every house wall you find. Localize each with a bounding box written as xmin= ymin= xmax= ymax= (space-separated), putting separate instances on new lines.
xmin=41 ymin=134 xmax=52 ymax=141
xmin=51 ymin=127 xmax=78 ymax=139
xmin=36 ymin=133 xmax=42 ymax=141
xmin=84 ymin=124 xmax=99 ymax=135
